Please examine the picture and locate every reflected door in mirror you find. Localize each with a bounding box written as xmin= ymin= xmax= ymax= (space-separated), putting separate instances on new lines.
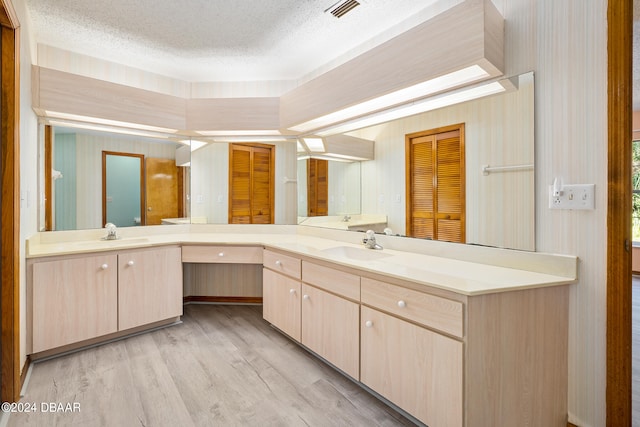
xmin=229 ymin=143 xmax=274 ymax=224
xmin=102 ymin=151 xmax=144 ymax=227
xmin=307 ymin=159 xmax=328 ymax=216
xmin=145 ymin=158 xmax=180 ymax=225
xmin=406 ymin=124 xmax=465 ymax=243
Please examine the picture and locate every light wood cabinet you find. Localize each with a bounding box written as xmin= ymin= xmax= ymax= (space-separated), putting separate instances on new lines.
xmin=301 ymin=283 xmax=359 ymax=379
xmin=32 ymin=254 xmax=118 ymax=353
xmin=361 ymin=306 xmax=463 ymax=427
xmin=262 ymin=268 xmax=301 ymax=341
xmin=262 ymin=249 xmax=302 ymax=340
xmin=30 ymin=245 xmax=183 ymax=354
xmin=263 ymin=248 xmax=570 ymax=427
xmin=118 ymin=246 xmax=183 ymax=331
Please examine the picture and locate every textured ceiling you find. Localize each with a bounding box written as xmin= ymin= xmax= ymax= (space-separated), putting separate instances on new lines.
xmin=24 ymin=0 xmax=439 ymax=82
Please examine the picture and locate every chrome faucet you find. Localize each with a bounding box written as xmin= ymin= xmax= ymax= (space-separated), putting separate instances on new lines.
xmin=104 ymin=223 xmax=118 ymax=240
xmin=342 ymin=215 xmax=351 ymax=222
xmin=363 ymin=230 xmax=383 ymax=250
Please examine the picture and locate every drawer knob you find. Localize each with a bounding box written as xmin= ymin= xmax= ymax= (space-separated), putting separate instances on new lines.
xmin=218 ymin=252 xmax=224 ymax=257
xmin=127 ymin=260 xmax=135 ymax=266
xmin=101 ymin=264 xmax=108 ymax=270
xmin=365 ymin=320 xmax=373 ymax=328
xmin=397 ymin=300 xmax=406 ymax=308
xmin=303 ymin=294 xmax=310 ymax=300
xmin=289 ymin=288 xmax=296 ymax=294
xmin=275 ymin=260 xmax=282 ymax=266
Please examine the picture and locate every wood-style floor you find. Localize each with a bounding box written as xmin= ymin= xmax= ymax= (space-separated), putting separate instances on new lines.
xmin=7 ymin=304 xmax=415 ymax=427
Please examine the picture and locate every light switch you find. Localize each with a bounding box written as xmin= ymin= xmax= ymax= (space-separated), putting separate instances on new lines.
xmin=548 ymin=184 xmax=595 ymax=210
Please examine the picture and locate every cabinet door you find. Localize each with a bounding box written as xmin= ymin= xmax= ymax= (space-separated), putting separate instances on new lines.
xmin=301 ymin=284 xmax=359 ymax=379
xmin=361 ymin=306 xmax=463 ymax=427
xmin=32 ymin=254 xmax=118 ymax=353
xmin=263 ymin=268 xmax=301 ymax=341
xmin=118 ymin=246 xmax=183 ymax=331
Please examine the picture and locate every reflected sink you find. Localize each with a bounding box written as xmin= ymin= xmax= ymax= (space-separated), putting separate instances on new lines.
xmin=321 ymin=246 xmax=393 ymax=261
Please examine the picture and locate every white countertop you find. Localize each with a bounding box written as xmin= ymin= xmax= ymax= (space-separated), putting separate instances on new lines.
xmin=26 ymin=225 xmax=577 ymax=296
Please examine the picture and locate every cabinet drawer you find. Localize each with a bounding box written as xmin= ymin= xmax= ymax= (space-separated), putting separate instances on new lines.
xmin=182 ymin=245 xmax=262 ymax=264
xmin=263 ymin=249 xmax=301 ymax=279
xmin=361 ymin=277 xmax=463 ymax=338
xmin=302 ymin=261 xmax=360 ymax=301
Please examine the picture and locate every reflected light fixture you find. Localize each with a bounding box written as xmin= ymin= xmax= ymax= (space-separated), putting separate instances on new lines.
xmin=195 ymin=130 xmax=282 ymax=136
xmin=315 ymin=80 xmax=509 ymax=137
xmin=44 ymin=110 xmax=178 ymax=134
xmin=288 ymin=64 xmax=491 ymax=133
xmin=301 ymin=137 xmax=325 ymax=152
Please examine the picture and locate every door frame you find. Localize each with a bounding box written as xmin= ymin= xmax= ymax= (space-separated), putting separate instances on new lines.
xmin=0 ymin=0 xmax=20 ymax=404
xmin=606 ymin=0 xmax=632 ymax=425
xmin=101 ymin=151 xmax=145 ymax=227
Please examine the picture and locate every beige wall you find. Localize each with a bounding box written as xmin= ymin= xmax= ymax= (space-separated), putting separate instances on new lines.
xmin=18 ymin=0 xmax=610 ymax=425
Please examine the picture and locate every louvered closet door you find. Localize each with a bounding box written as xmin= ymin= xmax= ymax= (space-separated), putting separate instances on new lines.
xmin=229 ymin=143 xmax=274 ymax=224
xmin=409 ymin=135 xmax=436 ymax=239
xmin=229 ymin=145 xmax=252 ymax=223
xmin=406 ymin=125 xmax=465 ymax=243
xmin=307 ymin=158 xmax=328 ymax=216
xmin=251 ymin=146 xmax=273 ymax=224
xmin=435 ymin=130 xmax=464 ymax=243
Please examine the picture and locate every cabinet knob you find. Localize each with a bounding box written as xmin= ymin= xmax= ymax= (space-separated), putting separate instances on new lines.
xmin=289 ymin=288 xmax=296 ymax=294
xmin=303 ymin=294 xmax=310 ymax=300
xmin=397 ymin=300 xmax=406 ymax=308
xmin=101 ymin=264 xmax=108 ymax=270
xmin=275 ymin=260 xmax=282 ymax=266
xmin=218 ymin=252 xmax=224 ymax=257
xmin=365 ymin=320 xmax=373 ymax=328
xmin=127 ymin=260 xmax=135 ymax=266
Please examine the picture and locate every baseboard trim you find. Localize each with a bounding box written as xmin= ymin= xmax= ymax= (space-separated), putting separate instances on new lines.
xmin=19 ymin=356 xmax=31 ymax=392
xmin=184 ymin=296 xmax=263 ymax=304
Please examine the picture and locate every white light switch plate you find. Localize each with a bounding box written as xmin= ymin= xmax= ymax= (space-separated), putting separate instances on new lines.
xmin=548 ymin=184 xmax=595 ymax=210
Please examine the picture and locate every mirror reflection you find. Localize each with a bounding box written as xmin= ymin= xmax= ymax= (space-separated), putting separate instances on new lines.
xmin=41 ymin=72 xmax=534 ymax=251
xmin=46 ymin=127 xmax=186 ymax=230
xmin=298 ymin=72 xmax=535 ymax=251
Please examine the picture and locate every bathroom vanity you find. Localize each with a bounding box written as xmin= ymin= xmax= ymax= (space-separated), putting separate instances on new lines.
xmin=25 ymin=224 xmax=576 ymax=427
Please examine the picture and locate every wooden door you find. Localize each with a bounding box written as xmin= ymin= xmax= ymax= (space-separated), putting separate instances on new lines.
xmin=307 ymin=158 xmax=328 ymax=216
xmin=32 ymin=254 xmax=118 ymax=353
xmin=406 ymin=124 xmax=465 ymax=242
xmin=118 ymin=246 xmax=183 ymax=331
xmin=361 ymin=306 xmax=463 ymax=427
xmin=301 ymin=284 xmax=359 ymax=379
xmin=145 ymin=157 xmax=179 ymax=225
xmin=228 ymin=144 xmax=274 ymax=224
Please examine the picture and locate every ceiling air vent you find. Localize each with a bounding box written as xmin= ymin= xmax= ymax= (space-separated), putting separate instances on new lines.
xmin=325 ymin=0 xmax=361 ymax=18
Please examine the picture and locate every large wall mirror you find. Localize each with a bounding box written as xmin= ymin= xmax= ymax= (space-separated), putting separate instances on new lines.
xmin=296 ymin=72 xmax=535 ymax=251
xmin=39 ymin=72 xmax=534 ymax=251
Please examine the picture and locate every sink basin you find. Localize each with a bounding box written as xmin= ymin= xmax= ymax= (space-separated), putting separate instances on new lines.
xmin=321 ymin=246 xmax=393 ymax=261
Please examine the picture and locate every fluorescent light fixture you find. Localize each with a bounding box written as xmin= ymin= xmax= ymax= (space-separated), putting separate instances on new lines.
xmin=180 ymin=139 xmax=208 ymax=151
xmin=316 ymin=80 xmax=507 ymax=137
xmin=196 ymin=130 xmax=282 ymax=136
xmin=44 ymin=110 xmax=178 ymax=134
xmin=302 ymin=137 xmax=325 ymax=152
xmin=289 ymin=65 xmax=490 ymax=133
xmin=297 ymin=141 xmax=307 ymax=153
xmin=46 ymin=119 xmax=174 ymax=140
xmin=207 ymin=136 xmax=291 ymax=143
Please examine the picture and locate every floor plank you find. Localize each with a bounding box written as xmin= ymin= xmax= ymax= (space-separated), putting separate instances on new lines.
xmin=8 ymin=305 xmax=416 ymax=427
